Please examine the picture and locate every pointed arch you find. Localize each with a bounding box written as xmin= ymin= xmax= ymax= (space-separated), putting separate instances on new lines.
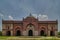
xmin=16 ymin=30 xmax=21 ymax=36
xmin=28 ymin=30 xmax=33 ymax=36
xmin=40 ymin=27 xmax=46 ymax=36
xmin=50 ymin=31 xmax=55 ymax=36
xmin=6 ymin=31 xmax=11 ymax=36
xmin=15 ymin=26 xmax=22 ymax=36
xmin=40 ymin=30 xmax=45 ymax=36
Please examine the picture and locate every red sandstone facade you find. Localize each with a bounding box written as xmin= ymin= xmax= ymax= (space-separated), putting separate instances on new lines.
xmin=2 ymin=15 xmax=58 ymax=36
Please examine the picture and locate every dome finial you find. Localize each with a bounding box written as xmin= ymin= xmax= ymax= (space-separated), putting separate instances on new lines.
xmin=29 ymin=13 xmax=32 ymax=17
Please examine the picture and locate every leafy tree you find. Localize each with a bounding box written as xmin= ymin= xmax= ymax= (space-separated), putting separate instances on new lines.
xmin=0 ymin=31 xmax=2 ymax=36
xmin=58 ymin=31 xmax=60 ymax=35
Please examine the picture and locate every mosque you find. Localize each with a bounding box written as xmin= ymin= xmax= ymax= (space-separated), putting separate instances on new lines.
xmin=2 ymin=14 xmax=58 ymax=36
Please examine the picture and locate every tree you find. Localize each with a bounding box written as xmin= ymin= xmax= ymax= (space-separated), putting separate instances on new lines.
xmin=0 ymin=31 xmax=2 ymax=36
xmin=58 ymin=31 xmax=60 ymax=35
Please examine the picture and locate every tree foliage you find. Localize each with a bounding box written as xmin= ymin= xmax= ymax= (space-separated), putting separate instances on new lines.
xmin=0 ymin=31 xmax=2 ymax=36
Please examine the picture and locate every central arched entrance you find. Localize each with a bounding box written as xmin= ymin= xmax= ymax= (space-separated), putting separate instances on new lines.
xmin=40 ymin=30 xmax=45 ymax=36
xmin=16 ymin=30 xmax=21 ymax=36
xmin=28 ymin=30 xmax=33 ymax=36
xmin=6 ymin=31 xmax=11 ymax=36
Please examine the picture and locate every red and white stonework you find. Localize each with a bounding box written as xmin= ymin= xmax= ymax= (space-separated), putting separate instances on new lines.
xmin=2 ymin=15 xmax=58 ymax=36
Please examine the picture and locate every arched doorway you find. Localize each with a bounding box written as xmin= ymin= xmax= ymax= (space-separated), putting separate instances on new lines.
xmin=50 ymin=31 xmax=55 ymax=36
xmin=28 ymin=30 xmax=33 ymax=36
xmin=6 ymin=31 xmax=11 ymax=36
xmin=40 ymin=30 xmax=45 ymax=36
xmin=16 ymin=30 xmax=21 ymax=36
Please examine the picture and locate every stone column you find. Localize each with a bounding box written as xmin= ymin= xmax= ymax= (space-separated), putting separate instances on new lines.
xmin=55 ymin=31 xmax=58 ymax=36
xmin=11 ymin=31 xmax=13 ymax=36
xmin=48 ymin=30 xmax=50 ymax=36
xmin=2 ymin=30 xmax=6 ymax=36
xmin=34 ymin=31 xmax=38 ymax=36
xmin=10 ymin=24 xmax=13 ymax=36
xmin=47 ymin=24 xmax=51 ymax=36
xmin=23 ymin=31 xmax=27 ymax=36
xmin=55 ymin=25 xmax=58 ymax=36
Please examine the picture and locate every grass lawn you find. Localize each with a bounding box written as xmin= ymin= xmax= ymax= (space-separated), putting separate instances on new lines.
xmin=0 ymin=36 xmax=60 ymax=40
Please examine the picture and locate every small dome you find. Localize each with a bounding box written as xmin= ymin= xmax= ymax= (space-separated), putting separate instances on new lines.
xmin=23 ymin=13 xmax=38 ymax=21
xmin=26 ymin=13 xmax=36 ymax=19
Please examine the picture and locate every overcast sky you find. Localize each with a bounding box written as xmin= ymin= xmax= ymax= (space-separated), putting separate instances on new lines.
xmin=0 ymin=0 xmax=60 ymax=31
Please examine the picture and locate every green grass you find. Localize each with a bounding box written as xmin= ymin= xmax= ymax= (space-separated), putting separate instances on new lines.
xmin=0 ymin=36 xmax=60 ymax=40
